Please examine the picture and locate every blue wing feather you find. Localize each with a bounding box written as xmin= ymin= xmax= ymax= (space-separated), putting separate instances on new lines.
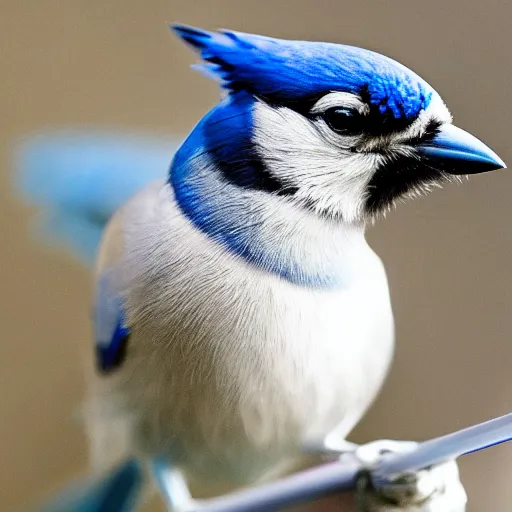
xmin=95 ymin=271 xmax=130 ymax=373
xmin=96 ymin=316 xmax=130 ymax=373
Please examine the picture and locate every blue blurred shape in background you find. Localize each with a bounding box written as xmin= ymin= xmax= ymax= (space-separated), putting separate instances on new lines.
xmin=14 ymin=130 xmax=181 ymax=265
xmin=41 ymin=458 xmax=142 ymax=512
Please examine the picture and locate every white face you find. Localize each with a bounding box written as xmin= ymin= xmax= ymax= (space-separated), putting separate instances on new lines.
xmin=252 ymin=91 xmax=452 ymax=223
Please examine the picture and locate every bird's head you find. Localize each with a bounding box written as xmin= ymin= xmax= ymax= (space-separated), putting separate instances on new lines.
xmin=173 ymin=25 xmax=505 ymax=224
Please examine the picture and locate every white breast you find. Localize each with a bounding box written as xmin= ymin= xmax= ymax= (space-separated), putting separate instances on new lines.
xmin=92 ymin=181 xmax=394 ymax=489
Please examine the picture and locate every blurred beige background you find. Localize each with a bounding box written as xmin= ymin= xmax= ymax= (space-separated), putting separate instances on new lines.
xmin=2 ymin=1 xmax=512 ymax=510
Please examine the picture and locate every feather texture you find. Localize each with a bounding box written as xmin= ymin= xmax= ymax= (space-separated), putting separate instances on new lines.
xmin=91 ymin=179 xmax=394 ymax=491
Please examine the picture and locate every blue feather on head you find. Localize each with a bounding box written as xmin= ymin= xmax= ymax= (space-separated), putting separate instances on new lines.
xmin=172 ymin=24 xmax=433 ymax=120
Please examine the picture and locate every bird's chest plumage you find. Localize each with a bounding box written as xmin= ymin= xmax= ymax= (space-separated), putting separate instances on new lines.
xmin=100 ymin=183 xmax=394 ymax=484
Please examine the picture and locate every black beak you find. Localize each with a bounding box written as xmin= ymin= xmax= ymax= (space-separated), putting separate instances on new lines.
xmin=417 ymin=124 xmax=506 ymax=175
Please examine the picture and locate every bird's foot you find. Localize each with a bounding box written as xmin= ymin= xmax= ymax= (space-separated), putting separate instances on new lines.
xmin=341 ymin=440 xmax=467 ymax=512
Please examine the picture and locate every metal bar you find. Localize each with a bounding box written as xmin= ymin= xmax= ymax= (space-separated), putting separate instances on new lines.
xmin=195 ymin=412 xmax=512 ymax=511
xmin=197 ymin=461 xmax=360 ymax=512
xmin=372 ymin=412 xmax=512 ymax=486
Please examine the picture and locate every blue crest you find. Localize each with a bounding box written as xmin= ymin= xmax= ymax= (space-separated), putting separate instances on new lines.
xmin=172 ymin=25 xmax=434 ymax=119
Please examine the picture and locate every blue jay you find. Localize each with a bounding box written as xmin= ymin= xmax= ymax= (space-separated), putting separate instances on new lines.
xmin=18 ymin=26 xmax=505 ymax=511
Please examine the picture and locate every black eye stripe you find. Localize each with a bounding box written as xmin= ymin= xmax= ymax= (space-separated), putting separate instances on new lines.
xmin=258 ymin=93 xmax=324 ymax=116
xmin=260 ymin=93 xmax=431 ymax=137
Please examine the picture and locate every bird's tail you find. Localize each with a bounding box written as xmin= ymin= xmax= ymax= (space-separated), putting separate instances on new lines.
xmin=40 ymin=458 xmax=143 ymax=512
xmin=13 ymin=129 xmax=180 ymax=266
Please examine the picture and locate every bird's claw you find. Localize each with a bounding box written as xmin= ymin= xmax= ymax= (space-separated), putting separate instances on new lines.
xmin=341 ymin=440 xmax=467 ymax=512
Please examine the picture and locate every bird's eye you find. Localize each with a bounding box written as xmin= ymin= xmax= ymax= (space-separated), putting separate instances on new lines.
xmin=322 ymin=107 xmax=364 ymax=136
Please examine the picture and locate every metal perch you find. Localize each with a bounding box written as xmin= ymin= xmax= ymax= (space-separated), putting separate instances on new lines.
xmin=45 ymin=412 xmax=512 ymax=512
